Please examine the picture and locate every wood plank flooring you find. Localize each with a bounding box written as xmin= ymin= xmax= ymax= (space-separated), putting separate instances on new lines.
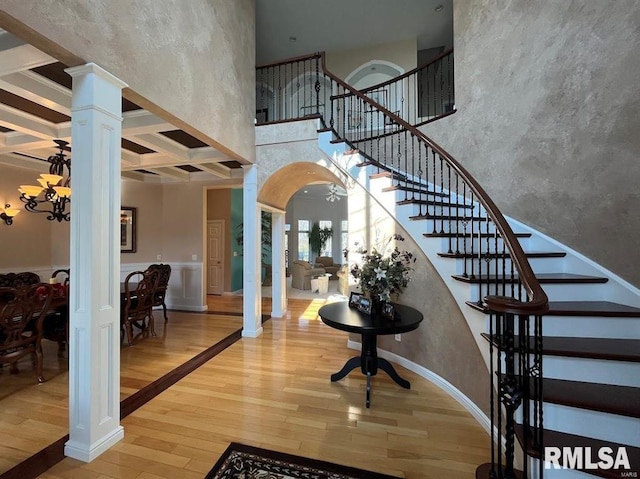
xmin=2 ymin=296 xmax=491 ymax=478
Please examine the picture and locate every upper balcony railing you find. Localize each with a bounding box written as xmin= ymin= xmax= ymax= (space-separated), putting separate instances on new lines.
xmin=354 ymin=48 xmax=455 ymax=128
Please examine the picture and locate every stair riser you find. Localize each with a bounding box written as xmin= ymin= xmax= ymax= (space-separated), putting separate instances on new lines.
xmin=534 ymin=316 xmax=640 ymax=339
xmin=448 ymin=257 xmax=565 ymax=276
xmin=435 ymin=236 xmax=532 ymax=254
xmin=534 ymin=403 xmax=640 ymax=448
xmin=537 ymin=356 xmax=640 ymax=387
xmin=468 ymin=283 xmax=607 ymax=303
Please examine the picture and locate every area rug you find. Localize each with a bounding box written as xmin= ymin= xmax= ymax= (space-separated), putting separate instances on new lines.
xmin=205 ymin=442 xmax=400 ymax=479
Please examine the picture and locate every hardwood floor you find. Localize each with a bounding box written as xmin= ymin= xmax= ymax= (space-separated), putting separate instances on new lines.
xmin=2 ymin=296 xmax=491 ymax=478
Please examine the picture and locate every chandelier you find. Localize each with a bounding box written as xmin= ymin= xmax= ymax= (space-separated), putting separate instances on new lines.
xmin=18 ymin=140 xmax=72 ymax=222
xmin=325 ymin=183 xmax=341 ymax=202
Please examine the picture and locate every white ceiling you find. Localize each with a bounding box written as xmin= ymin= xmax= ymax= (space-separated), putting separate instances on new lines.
xmin=256 ymin=0 xmax=453 ymax=65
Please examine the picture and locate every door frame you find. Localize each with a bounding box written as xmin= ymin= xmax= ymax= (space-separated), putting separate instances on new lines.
xmin=207 ymin=219 xmax=225 ymax=295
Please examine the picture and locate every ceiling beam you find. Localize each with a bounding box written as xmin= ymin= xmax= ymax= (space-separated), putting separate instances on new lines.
xmin=148 ymin=166 xmax=191 ymax=181
xmin=196 ymin=162 xmax=232 ymax=179
xmin=0 ymin=70 xmax=71 ymax=116
xmin=0 ymin=43 xmax=55 ymax=76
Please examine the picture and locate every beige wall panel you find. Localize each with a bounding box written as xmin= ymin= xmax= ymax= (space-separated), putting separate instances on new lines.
xmin=121 ymin=180 xmax=164 ymax=264
xmin=206 ymin=188 xmax=232 ymax=291
xmin=0 ymin=0 xmax=256 ymax=163
xmin=161 ymin=181 xmax=205 ymax=264
xmin=325 ymin=38 xmax=417 ymax=83
xmin=0 ymin=164 xmax=53 ymax=271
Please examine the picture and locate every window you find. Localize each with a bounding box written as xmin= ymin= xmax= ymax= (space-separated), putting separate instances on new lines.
xmin=341 ymin=220 xmax=348 ymax=260
xmin=319 ymin=220 xmax=332 ymax=257
xmin=297 ymin=220 xmax=310 ymax=261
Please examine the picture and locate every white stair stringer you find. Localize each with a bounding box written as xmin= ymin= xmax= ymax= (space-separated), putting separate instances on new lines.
xmin=317 ymin=137 xmax=640 ymax=477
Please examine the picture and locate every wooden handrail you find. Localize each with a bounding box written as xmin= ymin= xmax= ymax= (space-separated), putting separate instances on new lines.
xmin=356 ymin=47 xmax=454 ymax=93
xmin=256 ymin=52 xmax=322 ymax=70
xmin=318 ymin=52 xmax=548 ymax=316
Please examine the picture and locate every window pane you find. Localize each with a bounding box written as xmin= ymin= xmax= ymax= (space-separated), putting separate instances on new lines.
xmin=319 ymin=221 xmax=332 ymax=257
xmin=298 ymin=219 xmax=309 ymax=232
xmin=341 ymin=220 xmax=348 ymax=231
xmin=285 ymin=223 xmax=291 ymax=232
xmin=298 ymin=232 xmax=309 ymax=261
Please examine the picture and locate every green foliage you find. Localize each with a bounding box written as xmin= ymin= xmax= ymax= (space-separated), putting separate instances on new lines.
xmin=350 ymin=234 xmax=415 ymax=302
xmin=309 ymin=222 xmax=333 ymax=258
xmin=235 ymin=211 xmax=272 ymax=264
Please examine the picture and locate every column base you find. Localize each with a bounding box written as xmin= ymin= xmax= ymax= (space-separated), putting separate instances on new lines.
xmin=64 ymin=426 xmax=124 ymax=463
xmin=242 ymin=326 xmax=264 ymax=338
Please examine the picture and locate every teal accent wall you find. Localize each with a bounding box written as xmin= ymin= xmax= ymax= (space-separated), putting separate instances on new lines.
xmin=230 ymin=189 xmax=244 ymax=291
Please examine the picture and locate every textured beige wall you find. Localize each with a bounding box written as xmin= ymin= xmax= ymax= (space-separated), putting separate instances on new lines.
xmin=424 ymin=0 xmax=640 ymax=287
xmin=121 ymin=180 xmax=164 ymax=264
xmin=207 ymin=188 xmax=232 ymax=291
xmin=0 ymin=0 xmax=256 ymax=163
xmin=325 ymin=38 xmax=417 ymax=82
xmin=0 ymin=164 xmax=53 ymax=270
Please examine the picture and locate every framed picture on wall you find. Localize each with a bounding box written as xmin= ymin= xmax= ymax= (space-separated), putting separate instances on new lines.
xmin=120 ymin=207 xmax=137 ymax=253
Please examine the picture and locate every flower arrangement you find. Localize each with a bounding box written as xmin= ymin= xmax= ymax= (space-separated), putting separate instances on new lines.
xmin=350 ymin=234 xmax=415 ymax=304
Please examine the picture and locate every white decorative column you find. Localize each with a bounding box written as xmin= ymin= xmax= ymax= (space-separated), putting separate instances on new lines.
xmin=64 ymin=63 xmax=127 ymax=462
xmin=271 ymin=210 xmax=287 ymax=317
xmin=242 ymin=165 xmax=263 ymax=337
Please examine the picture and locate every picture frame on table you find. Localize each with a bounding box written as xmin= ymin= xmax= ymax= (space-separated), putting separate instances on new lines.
xmin=349 ymin=292 xmax=362 ymax=309
xmin=357 ymin=297 xmax=372 ymax=315
xmin=381 ymin=301 xmax=396 ymax=320
xmin=120 ymin=207 xmax=137 ymax=253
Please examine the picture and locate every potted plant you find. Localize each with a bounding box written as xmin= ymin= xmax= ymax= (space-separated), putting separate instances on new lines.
xmin=309 ymin=222 xmax=333 ymax=260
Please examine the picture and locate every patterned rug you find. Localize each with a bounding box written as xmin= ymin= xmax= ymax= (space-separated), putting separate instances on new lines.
xmin=205 ymin=442 xmax=400 ymax=479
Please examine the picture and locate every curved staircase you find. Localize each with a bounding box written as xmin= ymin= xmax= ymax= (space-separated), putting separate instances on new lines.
xmin=256 ymin=52 xmax=640 ymax=478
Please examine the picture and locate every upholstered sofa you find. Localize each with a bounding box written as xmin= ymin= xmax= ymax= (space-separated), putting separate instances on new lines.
xmin=313 ymin=256 xmax=341 ymax=279
xmin=290 ymin=260 xmax=326 ymax=290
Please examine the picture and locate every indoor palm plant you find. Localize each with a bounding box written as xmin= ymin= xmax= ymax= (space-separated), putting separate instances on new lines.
xmin=309 ymin=222 xmax=333 ymax=260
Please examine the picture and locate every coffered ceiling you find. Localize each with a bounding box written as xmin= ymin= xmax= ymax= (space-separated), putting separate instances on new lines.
xmin=0 ymin=30 xmax=244 ymax=184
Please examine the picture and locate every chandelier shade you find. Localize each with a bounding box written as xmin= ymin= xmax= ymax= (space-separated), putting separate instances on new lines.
xmin=18 ymin=139 xmax=72 ymax=222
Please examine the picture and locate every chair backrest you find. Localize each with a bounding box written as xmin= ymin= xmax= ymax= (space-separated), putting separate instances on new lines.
xmin=147 ymin=264 xmax=171 ymax=291
xmin=0 ymin=283 xmax=52 ymax=351
xmin=51 ymin=269 xmax=70 ymax=287
xmin=123 ymin=270 xmax=160 ymax=320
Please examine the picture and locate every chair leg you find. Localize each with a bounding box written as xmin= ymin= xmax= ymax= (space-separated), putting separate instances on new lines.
xmin=148 ymin=312 xmax=156 ymax=337
xmin=35 ymin=344 xmax=45 ymax=383
xmin=125 ymin=319 xmax=134 ymax=346
xmin=162 ymin=301 xmax=168 ymax=322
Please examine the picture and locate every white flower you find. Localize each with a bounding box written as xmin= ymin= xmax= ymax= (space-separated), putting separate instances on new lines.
xmin=374 ymin=267 xmax=386 ymax=280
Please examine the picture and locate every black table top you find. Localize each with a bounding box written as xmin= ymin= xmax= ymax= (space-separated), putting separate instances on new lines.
xmin=318 ymin=301 xmax=423 ymax=336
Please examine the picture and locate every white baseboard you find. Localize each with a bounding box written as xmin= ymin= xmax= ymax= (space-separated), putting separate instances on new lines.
xmin=166 ymin=303 xmax=207 ymax=312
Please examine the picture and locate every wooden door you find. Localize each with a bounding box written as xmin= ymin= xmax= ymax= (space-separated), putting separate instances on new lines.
xmin=207 ymin=220 xmax=224 ymax=295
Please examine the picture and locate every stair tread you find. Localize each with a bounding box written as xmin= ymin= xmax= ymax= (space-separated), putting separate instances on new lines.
xmin=381 ymin=185 xmax=449 ymax=197
xmin=409 ymin=214 xmax=489 ymax=221
xmin=453 ymin=272 xmax=608 ymax=284
xmin=541 ymin=377 xmax=640 ymax=418
xmin=397 ymin=198 xmax=475 ymax=208
xmin=439 ymin=251 xmax=566 ymax=259
xmin=482 ymin=333 xmax=640 ymax=362
xmin=425 ymin=232 xmax=532 ymax=238
xmin=514 ymin=424 xmax=640 ymax=478
xmin=466 ymin=300 xmax=640 ymax=318
xmin=548 ymin=301 xmax=640 ymax=317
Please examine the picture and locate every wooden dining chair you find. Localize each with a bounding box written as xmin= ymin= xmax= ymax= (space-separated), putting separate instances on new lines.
xmin=0 ymin=283 xmax=53 ymax=383
xmin=42 ymin=269 xmax=70 ymax=357
xmin=146 ymin=264 xmax=171 ymax=322
xmin=121 ymin=269 xmax=160 ymax=346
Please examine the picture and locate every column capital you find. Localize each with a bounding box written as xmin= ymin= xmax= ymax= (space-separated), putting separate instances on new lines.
xmin=65 ymin=63 xmax=128 ymax=90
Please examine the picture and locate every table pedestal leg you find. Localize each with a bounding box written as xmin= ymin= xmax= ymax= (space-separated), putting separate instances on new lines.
xmin=330 ymin=356 xmax=361 ymax=382
xmin=378 ymin=358 xmax=411 ymax=389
